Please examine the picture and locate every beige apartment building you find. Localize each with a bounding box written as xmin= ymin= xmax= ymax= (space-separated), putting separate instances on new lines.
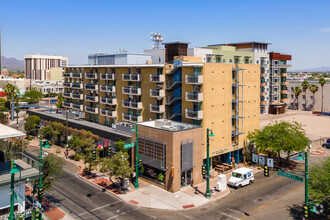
xmin=25 ymin=55 xmax=68 ymax=80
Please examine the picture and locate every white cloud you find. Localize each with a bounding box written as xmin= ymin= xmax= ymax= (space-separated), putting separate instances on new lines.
xmin=319 ymin=27 xmax=330 ymax=33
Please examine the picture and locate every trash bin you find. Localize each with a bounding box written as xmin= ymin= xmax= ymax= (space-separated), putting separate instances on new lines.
xmin=122 ymin=178 xmax=129 ymax=189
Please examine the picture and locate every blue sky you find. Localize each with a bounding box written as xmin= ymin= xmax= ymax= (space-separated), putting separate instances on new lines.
xmin=1 ymin=0 xmax=330 ymax=69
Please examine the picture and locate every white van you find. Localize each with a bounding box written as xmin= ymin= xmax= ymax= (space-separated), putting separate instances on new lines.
xmin=228 ymin=167 xmax=254 ymax=188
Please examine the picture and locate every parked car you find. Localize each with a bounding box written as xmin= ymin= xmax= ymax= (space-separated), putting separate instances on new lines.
xmin=322 ymin=139 xmax=330 ymax=148
xmin=227 ymin=167 xmax=254 ymax=188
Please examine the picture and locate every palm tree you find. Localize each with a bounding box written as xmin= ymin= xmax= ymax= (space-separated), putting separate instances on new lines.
xmin=318 ymin=77 xmax=326 ymax=112
xmin=293 ymin=86 xmax=302 ymax=110
xmin=309 ymin=84 xmax=319 ymax=111
xmin=301 ymin=80 xmax=309 ymax=111
xmin=3 ymin=83 xmax=19 ymax=119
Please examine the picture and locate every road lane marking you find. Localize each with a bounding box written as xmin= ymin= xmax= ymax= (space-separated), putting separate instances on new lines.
xmin=219 ymin=212 xmax=241 ymax=220
xmin=79 ymin=201 xmax=122 ymax=216
xmin=107 ymin=215 xmax=119 ymax=220
xmin=227 ymin=208 xmax=244 ymax=214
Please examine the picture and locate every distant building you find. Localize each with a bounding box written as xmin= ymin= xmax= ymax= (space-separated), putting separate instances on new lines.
xmin=0 ymin=78 xmax=25 ymax=91
xmin=88 ymin=52 xmax=151 ymax=65
xmin=0 ymin=68 xmax=10 ymax=76
xmin=25 ymin=80 xmax=64 ymax=94
xmin=24 ymin=55 xmax=68 ymax=80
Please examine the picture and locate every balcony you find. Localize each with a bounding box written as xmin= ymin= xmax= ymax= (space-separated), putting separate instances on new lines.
xmin=185 ymin=92 xmax=203 ymax=102
xmin=85 ymin=73 xmax=97 ymax=79
xmin=72 ymin=93 xmax=83 ymax=99
xmin=150 ymin=89 xmax=165 ymax=98
xmin=122 ymin=113 xmax=143 ymax=123
xmin=260 ymin=73 xmax=266 ymax=77
xmin=260 ymin=62 xmax=268 ymax=68
xmin=122 ymin=74 xmax=142 ymax=82
xmin=185 ymin=75 xmax=203 ymax=84
xmin=122 ymin=101 xmax=143 ymax=109
xmin=100 ymin=97 xmax=117 ymax=105
xmin=100 ymin=73 xmax=116 ymax=80
xmin=271 ymin=64 xmax=292 ymax=68
xmin=72 ymin=82 xmax=83 ymax=89
xmin=260 ymin=101 xmax=267 ymax=105
xmin=63 ymin=82 xmax=71 ymax=87
xmin=63 ymin=102 xmax=71 ymax=108
xmin=281 ymin=73 xmax=288 ymax=77
xmin=85 ymin=106 xmax=98 ymax=114
xmin=281 ymin=98 xmax=291 ymax=102
xmin=100 ymin=85 xmax=116 ymax=93
xmin=260 ymin=92 xmax=266 ymax=96
xmin=71 ymin=72 xmax=82 ymax=78
xmin=185 ymin=109 xmax=203 ymax=120
xmin=281 ymin=90 xmax=288 ymax=94
xmin=282 ymin=81 xmax=289 ymax=85
xmin=85 ymin=95 xmax=99 ymax=102
xmin=122 ymin=87 xmax=142 ymax=96
xmin=150 ymin=104 xmax=165 ymax=113
xmin=85 ymin=84 xmax=98 ymax=91
xmin=260 ymin=83 xmax=266 ymax=87
xmin=150 ymin=74 xmax=165 ymax=83
xmin=100 ymin=109 xmax=117 ymax=118
xmin=72 ymin=104 xmax=84 ymax=111
xmin=63 ymin=92 xmax=71 ymax=98
xmin=63 ymin=73 xmax=71 ymax=78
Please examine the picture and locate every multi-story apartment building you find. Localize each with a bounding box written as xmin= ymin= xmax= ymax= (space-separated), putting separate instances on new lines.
xmin=88 ymin=52 xmax=151 ymax=65
xmin=63 ymin=43 xmax=260 ymax=166
xmin=24 ymin=55 xmax=68 ymax=80
xmin=269 ymin=52 xmax=292 ymax=105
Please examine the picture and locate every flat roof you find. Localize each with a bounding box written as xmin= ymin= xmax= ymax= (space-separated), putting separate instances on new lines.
xmin=66 ymin=64 xmax=164 ymax=68
xmin=0 ymin=124 xmax=25 ymax=139
xmin=24 ymin=55 xmax=67 ymax=59
xmin=88 ymin=52 xmax=151 ymax=57
xmin=139 ymin=119 xmax=201 ymax=132
xmin=162 ymin=41 xmax=191 ymax=45
xmin=208 ymin=41 xmax=271 ymax=46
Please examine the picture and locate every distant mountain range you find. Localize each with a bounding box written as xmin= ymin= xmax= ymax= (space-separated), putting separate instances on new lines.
xmin=290 ymin=66 xmax=330 ymax=73
xmin=1 ymin=56 xmax=24 ymax=71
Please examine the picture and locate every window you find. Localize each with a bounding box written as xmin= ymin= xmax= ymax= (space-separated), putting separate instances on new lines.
xmin=216 ymin=57 xmax=221 ymax=63
xmin=229 ymin=59 xmax=232 ymax=63
xmin=256 ymin=60 xmax=259 ymax=64
xmin=310 ymin=96 xmax=313 ymax=99
xmin=223 ymin=59 xmax=226 ymax=63
xmin=206 ymin=57 xmax=212 ymax=63
xmin=159 ymin=57 xmax=161 ymax=63
xmin=302 ymin=95 xmax=306 ymax=99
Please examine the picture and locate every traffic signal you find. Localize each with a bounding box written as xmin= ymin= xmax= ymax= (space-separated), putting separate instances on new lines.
xmin=202 ymin=164 xmax=206 ymax=179
xmin=303 ymin=205 xmax=308 ymax=219
xmin=264 ymin=165 xmax=269 ymax=177
xmin=38 ymin=187 xmax=44 ymax=202
xmin=92 ymin=149 xmax=96 ymax=160
xmin=33 ymin=208 xmax=40 ymax=220
xmin=139 ymin=159 xmax=143 ymax=168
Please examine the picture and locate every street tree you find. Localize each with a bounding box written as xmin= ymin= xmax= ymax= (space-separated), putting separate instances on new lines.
xmin=309 ymin=157 xmax=330 ymax=206
xmin=293 ymin=86 xmax=302 ymax=110
xmin=115 ymin=139 xmax=128 ymax=152
xmin=55 ymin=93 xmax=64 ymax=110
xmin=69 ymin=133 xmax=95 ymax=154
xmin=301 ymin=80 xmax=309 ymax=110
xmin=0 ymin=138 xmax=28 ymax=160
xmin=318 ymin=77 xmax=326 ymax=112
xmin=23 ymin=89 xmax=43 ymax=104
xmin=24 ymin=115 xmax=40 ymax=136
xmin=39 ymin=125 xmax=54 ymax=140
xmin=4 ymin=83 xmax=19 ymax=119
xmin=309 ymin=84 xmax=319 ymax=111
xmin=247 ymin=120 xmax=309 ymax=163
xmin=100 ymin=151 xmax=132 ymax=184
xmin=51 ymin=121 xmax=65 ymax=145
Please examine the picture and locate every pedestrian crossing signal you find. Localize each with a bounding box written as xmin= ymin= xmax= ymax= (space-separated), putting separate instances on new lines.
xmin=304 ymin=205 xmax=308 ymax=219
xmin=264 ymin=165 xmax=269 ymax=177
xmin=202 ymin=164 xmax=206 ymax=179
xmin=92 ymin=149 xmax=96 ymax=160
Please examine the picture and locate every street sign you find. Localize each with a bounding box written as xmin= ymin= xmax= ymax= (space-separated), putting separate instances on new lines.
xmin=252 ymin=154 xmax=258 ymax=163
xmin=267 ymin=158 xmax=274 ymax=167
xmin=259 ymin=155 xmax=265 ymax=165
xmin=13 ymin=190 xmax=23 ymax=206
xmin=277 ymin=171 xmax=304 ymax=182
xmin=124 ymin=143 xmax=134 ymax=149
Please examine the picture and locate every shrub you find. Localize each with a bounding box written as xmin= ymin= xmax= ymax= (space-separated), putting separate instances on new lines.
xmin=74 ymin=154 xmax=81 ymax=161
xmin=56 ymin=149 xmax=61 ymax=154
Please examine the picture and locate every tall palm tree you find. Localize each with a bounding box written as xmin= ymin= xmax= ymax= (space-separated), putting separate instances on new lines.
xmin=3 ymin=83 xmax=19 ymax=119
xmin=301 ymin=80 xmax=309 ymax=111
xmin=309 ymin=84 xmax=319 ymax=111
xmin=293 ymin=86 xmax=302 ymax=110
xmin=318 ymin=77 xmax=326 ymax=112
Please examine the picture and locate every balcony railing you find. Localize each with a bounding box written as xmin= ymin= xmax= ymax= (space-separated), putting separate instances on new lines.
xmin=85 ymin=106 xmax=98 ymax=114
xmin=85 ymin=73 xmax=97 ymax=79
xmin=85 ymin=84 xmax=98 ymax=90
xmin=72 ymin=83 xmax=83 ymax=89
xmin=185 ymin=92 xmax=203 ymax=102
xmin=63 ymin=82 xmax=71 ymax=87
xmin=72 ymin=93 xmax=83 ymax=99
xmin=122 ymin=87 xmax=142 ymax=96
xmin=280 ymin=98 xmax=291 ymax=102
xmin=63 ymin=102 xmax=71 ymax=108
xmin=85 ymin=95 xmax=99 ymax=102
xmin=63 ymin=92 xmax=71 ymax=98
xmin=63 ymin=73 xmax=71 ymax=77
xmin=72 ymin=104 xmax=83 ymax=111
xmin=185 ymin=75 xmax=203 ymax=84
xmin=100 ymin=85 xmax=116 ymax=93
xmin=100 ymin=97 xmax=117 ymax=105
xmin=150 ymin=104 xmax=165 ymax=113
xmin=71 ymin=72 xmax=82 ymax=78
xmin=122 ymin=113 xmax=143 ymax=123
xmin=122 ymin=74 xmax=142 ymax=82
xmin=271 ymin=64 xmax=292 ymax=68
xmin=100 ymin=109 xmax=117 ymax=118
xmin=150 ymin=74 xmax=165 ymax=83
xmin=150 ymin=89 xmax=165 ymax=98
xmin=185 ymin=109 xmax=203 ymax=120
xmin=122 ymin=100 xmax=142 ymax=109
xmin=281 ymin=81 xmax=289 ymax=85
xmin=100 ymin=73 xmax=116 ymax=80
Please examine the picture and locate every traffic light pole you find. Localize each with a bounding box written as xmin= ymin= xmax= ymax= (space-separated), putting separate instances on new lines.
xmin=134 ymin=124 xmax=139 ymax=189
xmin=305 ymin=151 xmax=308 ymax=206
xmin=206 ymin=128 xmax=211 ymax=198
xmin=9 ymin=163 xmax=15 ymax=220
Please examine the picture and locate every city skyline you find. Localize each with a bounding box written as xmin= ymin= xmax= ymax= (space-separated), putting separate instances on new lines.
xmin=1 ymin=0 xmax=330 ymax=70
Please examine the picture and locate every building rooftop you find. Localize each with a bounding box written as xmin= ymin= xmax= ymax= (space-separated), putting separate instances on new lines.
xmin=67 ymin=64 xmax=164 ymax=68
xmin=24 ymin=54 xmax=68 ymax=59
xmin=139 ymin=119 xmax=200 ymax=132
xmin=162 ymin=41 xmax=191 ymax=45
xmin=209 ymin=41 xmax=272 ymax=46
xmin=0 ymin=124 xmax=25 ymax=139
xmin=88 ymin=52 xmax=151 ymax=57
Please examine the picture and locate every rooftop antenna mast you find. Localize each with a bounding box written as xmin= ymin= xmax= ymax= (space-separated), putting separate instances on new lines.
xmin=151 ymin=32 xmax=163 ymax=49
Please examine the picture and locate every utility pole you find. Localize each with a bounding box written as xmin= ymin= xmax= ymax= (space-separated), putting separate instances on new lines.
xmin=131 ymin=124 xmax=139 ymax=188
xmin=66 ymin=110 xmax=69 ymax=157
xmin=206 ymin=128 xmax=214 ymax=198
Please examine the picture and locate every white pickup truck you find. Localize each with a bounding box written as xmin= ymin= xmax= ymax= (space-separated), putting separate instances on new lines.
xmin=227 ymin=167 xmax=254 ymax=188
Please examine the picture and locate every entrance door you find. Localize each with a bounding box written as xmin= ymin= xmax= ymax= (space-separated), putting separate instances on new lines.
xmin=181 ymin=169 xmax=192 ymax=187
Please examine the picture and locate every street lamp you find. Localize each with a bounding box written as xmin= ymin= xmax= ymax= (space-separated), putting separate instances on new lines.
xmin=38 ymin=137 xmax=43 ymax=204
xmin=131 ymin=124 xmax=139 ymax=188
xmin=9 ymin=160 xmax=20 ymax=220
xmin=206 ymin=128 xmax=214 ymax=198
xmin=296 ymin=151 xmax=304 ymax=161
